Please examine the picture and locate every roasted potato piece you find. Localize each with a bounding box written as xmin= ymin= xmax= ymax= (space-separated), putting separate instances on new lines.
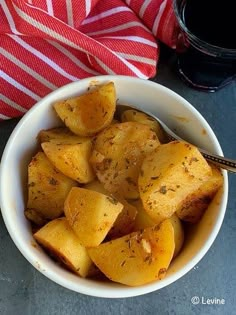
xmin=34 ymin=217 xmax=93 ymax=277
xmin=111 ymin=119 xmax=120 ymax=124
xmin=131 ymin=199 xmax=157 ymax=231
xmin=41 ymin=137 xmax=95 ymax=184
xmin=176 ymin=164 xmax=223 ymax=223
xmin=26 ymin=152 xmax=77 ymax=220
xmin=131 ymin=200 xmax=184 ymax=258
xmin=64 ymin=187 xmax=123 ymax=247
xmin=90 ymin=122 xmax=160 ymax=199
xmin=54 ymin=82 xmax=116 ymax=136
xmin=88 ymin=220 xmax=175 ymax=286
xmin=24 ymin=208 xmax=48 ymax=226
xmin=84 ymin=180 xmax=137 ymax=239
xmin=107 ymin=198 xmax=137 ymax=239
xmin=83 ymin=179 xmax=108 ymax=195
xmin=121 ymin=109 xmax=167 ymax=143
xmin=168 ymin=214 xmax=184 ymax=258
xmin=139 ymin=141 xmax=212 ymax=223
xmin=37 ymin=127 xmax=75 ymax=143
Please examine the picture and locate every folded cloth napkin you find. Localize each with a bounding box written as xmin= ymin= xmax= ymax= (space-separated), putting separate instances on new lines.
xmin=0 ymin=0 xmax=179 ymax=119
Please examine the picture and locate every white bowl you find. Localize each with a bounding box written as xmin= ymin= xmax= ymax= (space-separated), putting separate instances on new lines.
xmin=0 ymin=75 xmax=228 ymax=298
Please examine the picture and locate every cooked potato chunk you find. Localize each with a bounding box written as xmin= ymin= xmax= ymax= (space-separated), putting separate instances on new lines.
xmin=83 ymin=179 xmax=108 ymax=195
xmin=107 ymin=198 xmax=137 ymax=239
xmin=168 ymin=214 xmax=184 ymax=258
xmin=26 ymin=152 xmax=77 ymax=220
xmin=84 ymin=180 xmax=137 ymax=239
xmin=37 ymin=127 xmax=75 ymax=143
xmin=131 ymin=201 xmax=184 ymax=258
xmin=54 ymin=82 xmax=116 ymax=136
xmin=34 ymin=217 xmax=93 ymax=277
xmin=88 ymin=220 xmax=175 ymax=286
xmin=121 ymin=109 xmax=167 ymax=143
xmin=90 ymin=122 xmax=160 ymax=199
xmin=139 ymin=141 xmax=212 ymax=223
xmin=176 ymin=164 xmax=223 ymax=223
xmin=131 ymin=199 xmax=157 ymax=231
xmin=64 ymin=187 xmax=123 ymax=247
xmin=24 ymin=208 xmax=48 ymax=226
xmin=41 ymin=137 xmax=95 ymax=184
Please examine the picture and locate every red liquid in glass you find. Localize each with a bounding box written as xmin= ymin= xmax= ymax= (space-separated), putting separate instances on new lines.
xmin=182 ymin=0 xmax=236 ymax=49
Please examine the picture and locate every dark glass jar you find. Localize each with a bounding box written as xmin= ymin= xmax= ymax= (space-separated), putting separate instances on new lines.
xmin=173 ymin=0 xmax=236 ymax=91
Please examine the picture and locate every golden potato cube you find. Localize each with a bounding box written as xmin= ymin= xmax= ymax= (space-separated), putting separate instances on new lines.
xmin=107 ymin=198 xmax=137 ymax=239
xmin=139 ymin=141 xmax=212 ymax=223
xmin=34 ymin=217 xmax=93 ymax=277
xmin=131 ymin=199 xmax=157 ymax=231
xmin=54 ymin=82 xmax=116 ymax=136
xmin=168 ymin=214 xmax=184 ymax=258
xmin=90 ymin=121 xmax=160 ymax=199
xmin=41 ymin=137 xmax=95 ymax=184
xmin=64 ymin=187 xmax=123 ymax=247
xmin=88 ymin=220 xmax=175 ymax=286
xmin=24 ymin=208 xmax=48 ymax=226
xmin=121 ymin=109 xmax=167 ymax=143
xmin=131 ymin=201 xmax=184 ymax=258
xmin=176 ymin=164 xmax=223 ymax=223
xmin=83 ymin=179 xmax=108 ymax=195
xmin=26 ymin=152 xmax=77 ymax=220
xmin=37 ymin=127 xmax=75 ymax=143
xmin=84 ymin=180 xmax=137 ymax=239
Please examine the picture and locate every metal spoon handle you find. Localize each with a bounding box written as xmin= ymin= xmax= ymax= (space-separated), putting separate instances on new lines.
xmin=199 ymin=148 xmax=236 ymax=173
xmin=116 ymin=104 xmax=236 ymax=173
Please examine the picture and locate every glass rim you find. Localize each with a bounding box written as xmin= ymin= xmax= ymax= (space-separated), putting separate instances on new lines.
xmin=173 ymin=0 xmax=236 ymax=58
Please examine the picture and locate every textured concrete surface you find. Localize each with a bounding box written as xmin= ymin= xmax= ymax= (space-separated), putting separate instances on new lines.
xmin=1 ymin=48 xmax=236 ymax=315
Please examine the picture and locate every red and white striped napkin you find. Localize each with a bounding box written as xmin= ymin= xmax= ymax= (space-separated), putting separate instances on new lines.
xmin=0 ymin=0 xmax=179 ymax=119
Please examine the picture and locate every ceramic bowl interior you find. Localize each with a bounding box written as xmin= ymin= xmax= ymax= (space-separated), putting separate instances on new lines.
xmin=0 ymin=75 xmax=228 ymax=298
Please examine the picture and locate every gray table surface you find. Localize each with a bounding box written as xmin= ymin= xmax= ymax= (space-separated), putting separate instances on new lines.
xmin=0 ymin=48 xmax=236 ymax=315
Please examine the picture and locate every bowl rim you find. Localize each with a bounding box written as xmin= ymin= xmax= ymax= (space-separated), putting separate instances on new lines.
xmin=0 ymin=75 xmax=228 ymax=298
